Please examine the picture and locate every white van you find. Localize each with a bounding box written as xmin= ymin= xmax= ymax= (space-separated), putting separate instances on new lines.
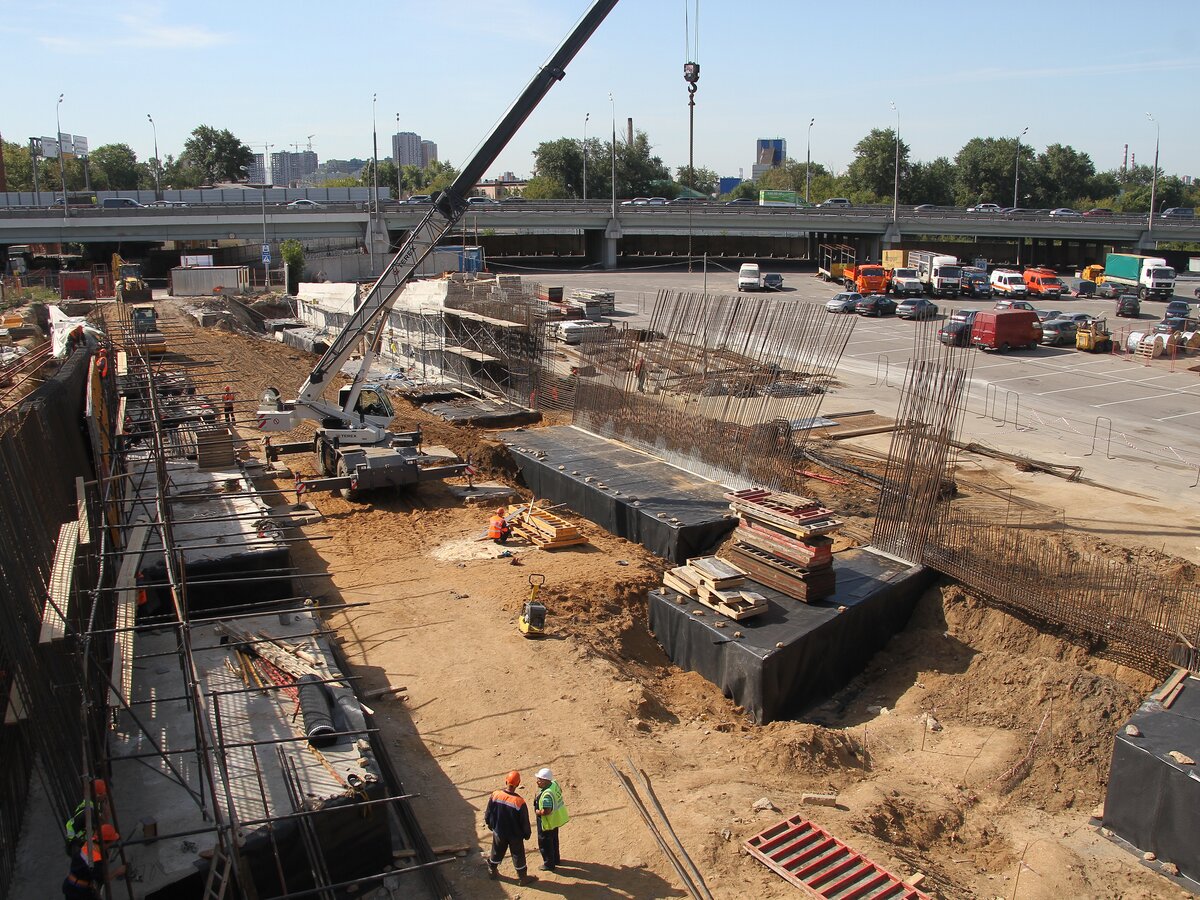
xmin=990 ymin=269 xmax=1028 ymax=296
xmin=738 ymin=263 xmax=762 ymax=292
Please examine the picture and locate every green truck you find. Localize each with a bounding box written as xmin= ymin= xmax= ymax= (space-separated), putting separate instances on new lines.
xmin=759 ymin=190 xmax=811 ymax=208
xmin=1102 ymin=253 xmax=1176 ymax=300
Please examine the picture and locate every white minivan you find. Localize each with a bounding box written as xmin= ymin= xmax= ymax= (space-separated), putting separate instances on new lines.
xmin=738 ymin=263 xmax=762 ymax=292
xmin=990 ymin=269 xmax=1028 ymax=296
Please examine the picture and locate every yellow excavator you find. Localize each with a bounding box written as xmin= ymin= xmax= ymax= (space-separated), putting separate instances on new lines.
xmin=112 ymin=253 xmax=153 ymax=303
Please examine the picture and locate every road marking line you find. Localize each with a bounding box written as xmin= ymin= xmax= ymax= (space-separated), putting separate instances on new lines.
xmin=1092 ymin=394 xmax=1168 ymax=408
xmin=1035 ymin=381 xmax=1124 ymax=396
xmin=1155 ymin=410 xmax=1200 ymax=421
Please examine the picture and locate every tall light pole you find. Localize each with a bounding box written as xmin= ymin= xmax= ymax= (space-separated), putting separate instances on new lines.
xmin=395 ymin=112 xmax=402 ymax=200
xmin=1013 ymin=126 xmax=1028 ymax=208
xmin=1146 ymin=112 xmax=1160 ymax=233
xmin=582 ymin=112 xmax=590 ymax=201
xmin=805 ymin=118 xmax=814 ymax=203
xmin=371 ymin=93 xmax=379 ymax=215
xmin=56 ymin=93 xmax=68 ymax=219
xmin=609 ymin=93 xmax=617 ymax=220
xmin=147 ymin=114 xmax=161 ymax=199
xmin=889 ymin=102 xmax=899 ymax=223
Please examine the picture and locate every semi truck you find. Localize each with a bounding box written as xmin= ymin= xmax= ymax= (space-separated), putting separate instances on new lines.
xmin=1100 ymin=253 xmax=1176 ymax=301
xmin=908 ymin=250 xmax=962 ymax=297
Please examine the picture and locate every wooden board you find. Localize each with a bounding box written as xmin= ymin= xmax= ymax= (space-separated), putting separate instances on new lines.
xmin=40 ymin=521 xmax=79 ymax=644
xmin=694 ymin=583 xmax=767 ymax=620
xmin=663 ymin=571 xmax=699 ymax=597
xmin=687 ymin=555 xmax=747 ymax=589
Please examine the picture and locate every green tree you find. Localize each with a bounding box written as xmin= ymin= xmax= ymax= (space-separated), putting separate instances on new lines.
xmin=1034 ymin=144 xmax=1095 ymax=208
xmin=2 ymin=140 xmax=34 ymax=191
xmin=954 ymin=137 xmax=1033 ymax=206
xmin=673 ymin=164 xmax=718 ymax=196
xmin=614 ymin=130 xmax=670 ymax=198
xmin=522 ymin=175 xmax=568 ymax=200
xmin=906 ymin=157 xmax=956 ymax=206
xmin=88 ymin=144 xmax=142 ymax=190
xmin=422 ymin=160 xmax=458 ymax=192
xmin=727 ymin=181 xmax=758 ymax=201
xmin=755 ymin=159 xmax=830 ymax=200
xmin=179 ymin=126 xmax=253 ymax=185
xmin=280 ymin=239 xmax=304 ymax=293
xmin=161 ymin=154 xmax=200 ymax=189
xmin=532 ymin=137 xmax=586 ymax=197
xmin=846 ymin=128 xmax=909 ymax=200
xmin=376 ymin=160 xmax=398 ymax=198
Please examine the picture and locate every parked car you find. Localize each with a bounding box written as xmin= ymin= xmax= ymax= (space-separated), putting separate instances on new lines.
xmin=762 ymin=273 xmax=785 ymax=291
xmin=1096 ymin=281 xmax=1121 ymax=299
xmin=825 ymin=292 xmax=863 ymax=313
xmin=858 ymin=296 xmax=898 ymax=317
xmin=994 ymin=299 xmax=1037 ymax=312
xmin=1034 ymin=309 xmax=1062 ymax=322
xmin=950 ymin=308 xmax=979 ymax=325
xmin=1115 ymin=295 xmax=1141 ymax=318
xmin=286 ymin=199 xmax=324 ymax=209
xmin=1160 ymin=207 xmax=1196 ymax=220
xmin=896 ymin=297 xmax=939 ymax=320
xmin=1083 ymin=208 xmax=1114 ymax=217
xmin=1039 ymin=317 xmax=1080 ymax=346
xmin=968 ymin=203 xmax=1003 ymax=213
xmin=818 ymin=198 xmax=851 ymax=208
xmin=1165 ymin=300 xmax=1193 ymax=319
xmin=466 ymin=196 xmax=499 ymax=205
xmin=1048 ymin=207 xmax=1082 ymax=217
xmin=938 ymin=320 xmax=972 ymax=346
xmin=1154 ymin=317 xmax=1190 ymax=336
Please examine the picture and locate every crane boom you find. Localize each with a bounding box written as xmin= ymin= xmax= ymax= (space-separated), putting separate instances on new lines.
xmin=265 ymin=0 xmax=619 ymax=430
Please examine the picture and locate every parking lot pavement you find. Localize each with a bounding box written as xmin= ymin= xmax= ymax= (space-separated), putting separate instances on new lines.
xmin=517 ymin=267 xmax=1200 ymax=489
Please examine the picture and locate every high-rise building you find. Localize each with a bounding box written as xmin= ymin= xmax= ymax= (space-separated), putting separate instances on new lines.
xmin=751 ymin=138 xmax=787 ymax=181
xmin=392 ymin=132 xmax=423 ymax=168
xmin=420 ymin=140 xmax=438 ymax=168
xmin=271 ymin=151 xmax=319 ymax=187
xmin=249 ymin=153 xmax=269 ymax=185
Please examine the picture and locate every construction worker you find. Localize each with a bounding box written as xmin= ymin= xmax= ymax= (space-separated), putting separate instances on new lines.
xmin=534 ymin=767 xmax=569 ymax=871
xmin=488 ymin=507 xmax=511 ymax=545
xmin=634 ymin=356 xmax=647 ymax=392
xmin=484 ymin=771 xmax=536 ymax=885
xmin=63 ymin=824 xmax=125 ymax=898
xmin=222 ymin=385 xmax=235 ymax=424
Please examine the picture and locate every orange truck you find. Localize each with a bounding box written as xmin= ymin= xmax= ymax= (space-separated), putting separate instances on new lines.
xmin=842 ymin=263 xmax=888 ymax=295
xmin=1022 ymin=267 xmax=1064 ymax=299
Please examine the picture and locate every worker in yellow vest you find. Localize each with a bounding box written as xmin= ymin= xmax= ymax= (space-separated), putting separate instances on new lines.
xmin=533 ymin=767 xmax=569 ymax=871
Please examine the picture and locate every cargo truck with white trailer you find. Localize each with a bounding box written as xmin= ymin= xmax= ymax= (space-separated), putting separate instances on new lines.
xmin=908 ymin=250 xmax=962 ymax=297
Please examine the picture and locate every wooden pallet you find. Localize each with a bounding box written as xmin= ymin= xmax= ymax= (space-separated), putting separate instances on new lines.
xmin=511 ymin=503 xmax=589 ymax=549
xmin=734 ymin=524 xmax=833 ymax=569
xmin=686 ymin=555 xmax=748 ymax=589
xmin=727 ymin=544 xmax=836 ymax=603
xmin=744 ymin=815 xmax=928 ymax=899
xmin=663 ymin=563 xmax=767 ymax=620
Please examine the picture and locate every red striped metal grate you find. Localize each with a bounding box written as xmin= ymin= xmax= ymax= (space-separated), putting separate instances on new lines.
xmin=744 ymin=815 xmax=928 ymax=899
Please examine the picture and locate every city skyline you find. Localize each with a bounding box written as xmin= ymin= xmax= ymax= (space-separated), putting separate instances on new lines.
xmin=2 ymin=1 xmax=1197 ymax=186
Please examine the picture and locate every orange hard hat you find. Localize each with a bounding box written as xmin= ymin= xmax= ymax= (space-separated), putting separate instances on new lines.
xmin=505 ymin=770 xmax=521 ymax=788
xmin=99 ymin=824 xmax=120 ymax=843
xmin=496 ymin=507 xmax=506 ymax=515
xmin=92 ymin=779 xmax=108 ymax=798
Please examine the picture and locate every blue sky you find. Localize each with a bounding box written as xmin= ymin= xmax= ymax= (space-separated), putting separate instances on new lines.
xmin=3 ymin=0 xmax=1197 ymax=183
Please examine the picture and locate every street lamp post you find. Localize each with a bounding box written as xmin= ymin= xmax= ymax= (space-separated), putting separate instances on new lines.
xmin=371 ymin=94 xmax=379 ymax=215
xmin=56 ymin=93 xmax=68 ymax=219
xmin=805 ymin=118 xmax=814 ymax=204
xmin=889 ymin=102 xmax=899 ymax=223
xmin=1146 ymin=112 xmax=1159 ymax=234
xmin=1013 ymin=126 xmax=1028 ymax=209
xmin=147 ymin=114 xmax=161 ymax=199
xmin=395 ymin=112 xmax=402 ymax=200
xmin=582 ymin=112 xmax=589 ymax=202
xmin=609 ymin=93 xmax=617 ymax=220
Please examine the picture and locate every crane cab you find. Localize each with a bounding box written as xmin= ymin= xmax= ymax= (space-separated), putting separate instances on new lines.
xmin=338 ymin=385 xmax=395 ymax=424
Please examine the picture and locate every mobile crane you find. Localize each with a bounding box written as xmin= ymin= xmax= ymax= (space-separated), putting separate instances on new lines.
xmin=257 ymin=0 xmax=619 ymax=500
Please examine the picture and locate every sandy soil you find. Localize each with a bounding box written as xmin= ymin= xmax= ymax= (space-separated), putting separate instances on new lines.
xmin=150 ymin=297 xmax=1186 ymax=899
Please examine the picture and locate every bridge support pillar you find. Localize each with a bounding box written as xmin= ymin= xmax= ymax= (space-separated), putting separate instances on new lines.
xmin=882 ymin=223 xmax=901 ymax=250
xmin=366 ymin=214 xmax=390 ymax=277
xmin=856 ymin=235 xmax=882 ymax=263
xmin=602 ymin=219 xmax=623 ymax=270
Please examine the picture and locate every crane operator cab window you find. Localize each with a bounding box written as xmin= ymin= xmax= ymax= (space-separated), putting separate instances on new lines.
xmin=343 ymin=386 xmax=393 ymax=421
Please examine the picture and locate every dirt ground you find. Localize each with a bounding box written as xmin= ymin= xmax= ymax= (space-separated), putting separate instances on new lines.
xmin=144 ymin=298 xmax=1189 ymax=899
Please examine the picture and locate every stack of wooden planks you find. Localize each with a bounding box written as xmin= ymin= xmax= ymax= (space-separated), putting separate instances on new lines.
xmin=510 ymin=502 xmax=589 ymax=550
xmin=723 ymin=487 xmax=841 ymax=602
xmin=663 ymin=555 xmax=768 ymax=620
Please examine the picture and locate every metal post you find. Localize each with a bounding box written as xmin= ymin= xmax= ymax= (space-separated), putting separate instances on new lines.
xmin=610 ymin=93 xmax=617 ymax=220
xmin=1013 ymin=126 xmax=1028 ymax=209
xmin=1146 ymin=113 xmax=1159 ymax=234
xmin=582 ymin=112 xmax=589 ymax=201
xmin=805 ymin=118 xmax=814 ymax=204
xmin=890 ymin=102 xmax=899 ymax=223
xmin=147 ymin=114 xmax=161 ymax=199
xmin=31 ymin=138 xmax=41 ymax=205
xmin=395 ymin=112 xmax=402 ymax=200
xmin=371 ymin=93 xmax=379 ymax=216
xmin=56 ymin=93 xmax=68 ymax=219
xmin=262 ymin=143 xmax=271 ymax=291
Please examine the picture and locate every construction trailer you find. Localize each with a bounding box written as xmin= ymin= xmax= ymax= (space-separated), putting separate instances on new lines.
xmin=817 ymin=243 xmax=856 ymax=283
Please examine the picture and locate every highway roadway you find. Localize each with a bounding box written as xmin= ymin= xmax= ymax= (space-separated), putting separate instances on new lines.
xmin=512 ymin=266 xmax=1200 ymax=491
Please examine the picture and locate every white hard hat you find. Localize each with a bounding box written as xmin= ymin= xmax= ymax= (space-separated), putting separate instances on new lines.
xmin=536 ymin=768 xmax=553 ymax=781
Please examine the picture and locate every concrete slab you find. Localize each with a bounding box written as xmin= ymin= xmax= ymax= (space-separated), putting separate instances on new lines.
xmin=445 ymin=480 xmax=519 ymax=506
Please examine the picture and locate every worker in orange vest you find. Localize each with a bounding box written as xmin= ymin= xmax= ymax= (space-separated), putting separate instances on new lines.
xmin=222 ymin=386 xmax=235 ymax=424
xmin=487 ymin=508 xmax=511 ymax=545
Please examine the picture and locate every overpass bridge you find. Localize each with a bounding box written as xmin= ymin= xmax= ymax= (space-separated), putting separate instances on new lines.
xmin=3 ymin=202 xmax=1196 ymax=270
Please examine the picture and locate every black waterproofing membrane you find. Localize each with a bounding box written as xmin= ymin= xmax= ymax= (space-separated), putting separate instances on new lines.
xmin=423 ymin=399 xmax=541 ymax=428
xmin=649 ymin=548 xmax=933 ymax=724
xmin=501 ymin=426 xmax=737 ymax=563
xmin=1103 ymin=676 xmax=1200 ymax=885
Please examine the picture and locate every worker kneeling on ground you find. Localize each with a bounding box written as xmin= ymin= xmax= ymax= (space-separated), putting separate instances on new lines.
xmin=63 ymin=824 xmax=125 ymax=899
xmin=488 ymin=507 xmax=511 ymax=544
xmin=484 ymin=771 xmax=537 ymax=885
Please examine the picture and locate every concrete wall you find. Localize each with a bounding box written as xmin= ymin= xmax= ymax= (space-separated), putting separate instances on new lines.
xmin=169 ymin=266 xmax=251 ymax=296
xmin=0 ymin=188 xmax=388 ymax=207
